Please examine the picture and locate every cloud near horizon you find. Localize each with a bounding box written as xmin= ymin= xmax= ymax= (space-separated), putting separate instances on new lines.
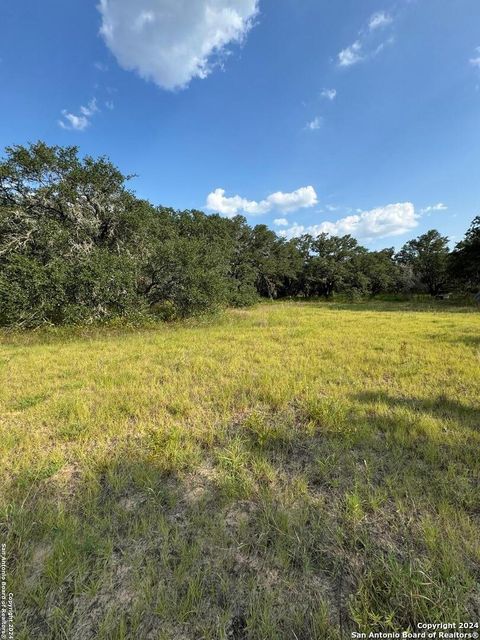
xmin=98 ymin=0 xmax=259 ymax=90
xmin=278 ymin=202 xmax=418 ymax=241
xmin=206 ymin=186 xmax=318 ymax=217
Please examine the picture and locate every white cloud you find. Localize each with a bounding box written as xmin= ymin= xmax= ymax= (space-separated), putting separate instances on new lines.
xmin=134 ymin=10 xmax=155 ymax=31
xmin=206 ymin=188 xmax=270 ymax=216
xmin=98 ymin=0 xmax=259 ymax=90
xmin=278 ymin=203 xmax=418 ymax=240
xmin=59 ymin=98 xmax=100 ymax=131
xmin=470 ymin=47 xmax=480 ymax=68
xmin=274 ymin=218 xmax=289 ymax=227
xmin=306 ymin=116 xmax=322 ymax=131
xmin=59 ymin=112 xmax=89 ymax=131
xmin=268 ymin=187 xmax=318 ymax=212
xmin=321 ymin=88 xmax=337 ymax=100
xmin=80 ymin=98 xmax=99 ymax=117
xmin=338 ymin=11 xmax=394 ymax=68
xmin=369 ymin=11 xmax=393 ymax=31
xmin=338 ymin=40 xmax=363 ymax=67
xmin=420 ymin=202 xmax=448 ymax=214
xmin=206 ymin=186 xmax=318 ymax=217
xmin=278 ymin=224 xmax=305 ymax=239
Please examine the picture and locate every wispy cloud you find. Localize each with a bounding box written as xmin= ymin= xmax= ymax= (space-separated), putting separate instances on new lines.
xmin=80 ymin=98 xmax=99 ymax=117
xmin=94 ymin=62 xmax=109 ymax=72
xmin=321 ymin=88 xmax=337 ymax=100
xmin=58 ymin=98 xmax=99 ymax=131
xmin=338 ymin=10 xmax=395 ymax=68
xmin=58 ymin=113 xmax=89 ymax=131
xmin=470 ymin=47 xmax=480 ymax=68
xmin=338 ymin=41 xmax=363 ymax=67
xmin=420 ymin=202 xmax=448 ymax=215
xmin=369 ymin=11 xmax=393 ymax=31
xmin=273 ymin=218 xmax=289 ymax=227
xmin=305 ymin=116 xmax=322 ymax=131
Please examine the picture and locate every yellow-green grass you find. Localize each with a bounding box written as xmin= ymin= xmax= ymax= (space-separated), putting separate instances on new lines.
xmin=1 ymin=301 xmax=479 ymax=639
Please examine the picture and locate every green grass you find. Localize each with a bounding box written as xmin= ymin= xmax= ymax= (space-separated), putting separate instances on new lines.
xmin=1 ymin=300 xmax=479 ymax=639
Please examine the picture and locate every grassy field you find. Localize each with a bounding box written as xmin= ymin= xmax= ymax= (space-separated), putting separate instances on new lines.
xmin=1 ymin=301 xmax=479 ymax=639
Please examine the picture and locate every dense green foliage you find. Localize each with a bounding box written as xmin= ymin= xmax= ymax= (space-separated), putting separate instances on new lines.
xmin=0 ymin=142 xmax=478 ymax=326
xmin=396 ymin=229 xmax=450 ymax=296
xmin=449 ymin=216 xmax=480 ymax=293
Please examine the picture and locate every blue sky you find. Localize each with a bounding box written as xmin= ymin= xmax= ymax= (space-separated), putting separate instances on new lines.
xmin=1 ymin=0 xmax=479 ymax=248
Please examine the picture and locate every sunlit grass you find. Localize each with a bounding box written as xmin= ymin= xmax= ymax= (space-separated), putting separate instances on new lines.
xmin=1 ymin=300 xmax=479 ymax=638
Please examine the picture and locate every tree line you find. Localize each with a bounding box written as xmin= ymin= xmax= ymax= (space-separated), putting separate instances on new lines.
xmin=0 ymin=142 xmax=478 ymax=326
